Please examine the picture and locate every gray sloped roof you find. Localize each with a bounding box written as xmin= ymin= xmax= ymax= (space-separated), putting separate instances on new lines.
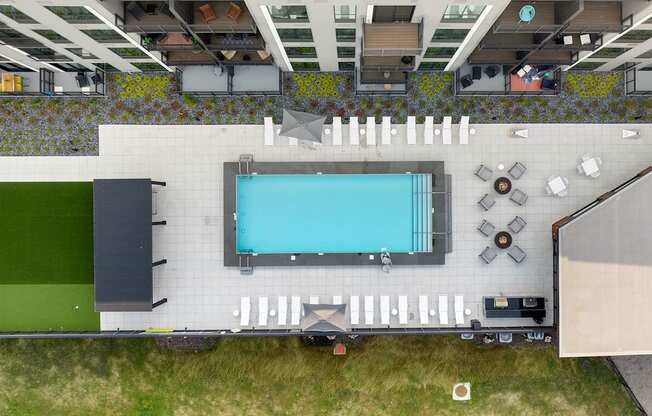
xmin=301 ymin=303 xmax=347 ymax=332
xmin=279 ymin=109 xmax=326 ymax=143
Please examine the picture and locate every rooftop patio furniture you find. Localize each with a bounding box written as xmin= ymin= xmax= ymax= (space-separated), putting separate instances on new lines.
xmin=407 ymin=116 xmax=416 ymax=144
xmin=349 ymin=117 xmax=359 ymax=145
xmin=350 ymin=295 xmax=360 ymax=325
xmin=199 ymin=3 xmax=218 ymax=23
xmin=542 ymin=79 xmax=558 ymax=91
xmin=580 ymin=34 xmax=591 ymax=45
xmin=277 ymin=296 xmax=287 ymax=326
xmin=507 ymin=245 xmax=527 ymax=263
xmin=291 ymin=296 xmax=301 ymax=325
xmin=439 ymin=295 xmax=449 ymax=325
xmin=366 ymin=117 xmax=376 ymax=146
xmin=364 ymin=295 xmax=374 ymax=325
xmin=509 ymin=189 xmax=528 ymax=206
xmin=424 ymin=116 xmax=434 ymax=145
xmin=443 ymin=116 xmax=452 ymax=144
xmin=240 ymin=296 xmax=250 ymax=326
xmin=508 ymin=216 xmax=527 ymax=234
xmin=382 ymin=116 xmax=391 ymax=144
xmin=380 ymin=295 xmax=390 ymax=325
xmin=258 ymin=296 xmax=268 ymax=326
xmin=459 ymin=115 xmax=469 ymax=145
xmin=332 ymin=117 xmax=342 ymax=145
xmin=264 ymin=116 xmax=273 ymax=145
xmin=460 ymin=74 xmax=473 ymax=88
xmin=479 ymin=246 xmax=498 ymax=264
xmin=419 ymin=295 xmax=429 ymax=325
xmin=485 ymin=65 xmax=499 ymax=78
xmin=512 ymin=128 xmax=528 ymax=138
xmin=623 ymin=129 xmax=640 ymax=139
xmin=399 ymin=295 xmax=408 ymax=324
xmin=578 ymin=155 xmax=601 ymax=178
xmin=126 ymin=1 xmax=146 ymax=20
xmin=225 ymin=2 xmax=243 ymax=22
xmin=475 ymin=164 xmax=493 ymax=181
xmin=478 ymin=193 xmax=496 ymax=211
xmin=75 ymin=72 xmax=89 ymax=88
xmin=472 ymin=66 xmax=482 ymax=80
xmin=508 ymin=162 xmax=527 ymax=180
xmin=477 ymin=219 xmax=495 ymax=237
xmin=455 ymin=295 xmax=464 ymax=325
xmin=546 ymin=176 xmax=568 ymax=196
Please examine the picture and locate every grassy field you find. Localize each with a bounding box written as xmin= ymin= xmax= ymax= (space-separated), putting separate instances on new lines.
xmin=0 ymin=336 xmax=637 ymax=416
xmin=0 ymin=182 xmax=98 ymax=331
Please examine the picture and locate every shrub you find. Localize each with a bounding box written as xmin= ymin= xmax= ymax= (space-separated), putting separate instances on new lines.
xmin=564 ymin=72 xmax=621 ymax=97
xmin=416 ymin=72 xmax=453 ymax=98
xmin=114 ymin=73 xmax=171 ymax=99
xmin=291 ymin=73 xmax=345 ymax=97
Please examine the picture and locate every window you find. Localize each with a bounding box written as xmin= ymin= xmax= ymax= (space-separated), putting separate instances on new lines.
xmin=372 ymin=6 xmax=414 ymax=23
xmin=94 ymin=62 xmax=120 ymax=73
xmin=337 ymin=47 xmax=355 ymax=58
xmin=424 ymin=47 xmax=457 ymax=58
xmin=132 ymin=62 xmax=167 ymax=72
xmin=336 ymin=29 xmax=356 ymax=43
xmin=109 ymin=47 xmax=148 ymax=58
xmin=338 ymin=61 xmax=355 ymax=71
xmin=432 ymin=29 xmax=469 ymax=42
xmin=0 ymin=5 xmax=37 ymax=24
xmin=66 ymin=48 xmax=98 ymax=59
xmin=0 ymin=29 xmax=40 ymax=47
xmin=33 ymin=30 xmax=71 ymax=44
xmin=618 ymin=30 xmax=652 ymax=43
xmin=19 ymin=47 xmax=71 ymax=61
xmin=334 ymin=5 xmax=356 ymax=22
xmin=441 ymin=5 xmax=486 ymax=22
xmin=291 ymin=61 xmax=320 ymax=71
xmin=45 ymin=6 xmax=101 ymax=24
xmin=284 ymin=47 xmax=317 ymax=58
xmin=593 ymin=48 xmax=628 ymax=58
xmin=573 ymin=62 xmax=606 ymax=70
xmin=81 ymin=29 xmax=126 ymax=43
xmin=636 ymin=50 xmax=652 ymax=59
xmin=49 ymin=62 xmax=90 ymax=72
xmin=268 ymin=6 xmax=308 ymax=22
xmin=419 ymin=62 xmax=448 ymax=71
xmin=277 ymin=29 xmax=313 ymax=43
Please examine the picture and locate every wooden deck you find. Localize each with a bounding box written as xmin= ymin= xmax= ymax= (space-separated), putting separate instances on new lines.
xmin=363 ymin=23 xmax=419 ymax=50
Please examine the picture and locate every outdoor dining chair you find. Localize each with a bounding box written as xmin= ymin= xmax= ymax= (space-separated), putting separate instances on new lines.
xmin=474 ymin=164 xmax=493 ymax=182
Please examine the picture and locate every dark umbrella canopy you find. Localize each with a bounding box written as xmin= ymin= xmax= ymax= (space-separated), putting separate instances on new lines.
xmin=301 ymin=304 xmax=347 ymax=332
xmin=279 ymin=109 xmax=326 ymax=143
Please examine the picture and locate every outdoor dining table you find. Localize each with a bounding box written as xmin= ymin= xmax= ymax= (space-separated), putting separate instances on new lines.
xmin=580 ymin=158 xmax=600 ymax=177
xmin=548 ymin=176 xmax=567 ymax=196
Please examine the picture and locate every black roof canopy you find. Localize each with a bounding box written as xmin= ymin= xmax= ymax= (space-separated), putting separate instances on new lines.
xmin=93 ymin=179 xmax=153 ymax=312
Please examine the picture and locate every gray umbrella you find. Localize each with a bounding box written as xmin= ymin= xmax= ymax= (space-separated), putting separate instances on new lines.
xmin=301 ymin=304 xmax=347 ymax=332
xmin=279 ymin=109 xmax=326 ymax=143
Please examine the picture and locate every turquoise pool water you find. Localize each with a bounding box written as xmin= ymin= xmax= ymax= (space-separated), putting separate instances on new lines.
xmin=236 ymin=173 xmax=432 ymax=254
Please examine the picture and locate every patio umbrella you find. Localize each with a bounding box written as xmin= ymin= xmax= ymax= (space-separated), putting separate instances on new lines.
xmin=279 ymin=109 xmax=326 ymax=143
xmin=301 ymin=304 xmax=347 ymax=332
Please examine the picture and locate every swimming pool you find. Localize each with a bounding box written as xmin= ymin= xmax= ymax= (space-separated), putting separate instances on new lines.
xmin=236 ymin=173 xmax=432 ymax=254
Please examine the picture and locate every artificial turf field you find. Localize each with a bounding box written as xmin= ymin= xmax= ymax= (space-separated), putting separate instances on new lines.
xmin=0 ymin=182 xmax=99 ymax=331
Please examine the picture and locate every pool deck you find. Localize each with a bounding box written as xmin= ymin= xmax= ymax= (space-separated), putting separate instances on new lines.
xmin=1 ymin=123 xmax=651 ymax=333
xmin=223 ymin=161 xmax=450 ymax=267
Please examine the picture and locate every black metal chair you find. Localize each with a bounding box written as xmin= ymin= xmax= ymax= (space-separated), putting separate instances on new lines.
xmin=472 ymin=66 xmax=482 ymax=80
xmin=484 ymin=65 xmax=499 ymax=78
xmin=75 ymin=72 xmax=90 ymax=88
xmin=126 ymin=1 xmax=146 ymax=20
xmin=460 ymin=75 xmax=473 ymax=89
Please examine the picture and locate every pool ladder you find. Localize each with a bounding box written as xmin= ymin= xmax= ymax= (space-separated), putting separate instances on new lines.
xmin=238 ymin=154 xmax=254 ymax=175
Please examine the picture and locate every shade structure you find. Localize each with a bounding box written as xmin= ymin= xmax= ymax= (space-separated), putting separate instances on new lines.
xmin=301 ymin=304 xmax=347 ymax=332
xmin=279 ymin=109 xmax=326 ymax=143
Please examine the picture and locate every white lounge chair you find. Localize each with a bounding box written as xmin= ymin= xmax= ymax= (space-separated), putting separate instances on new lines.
xmin=398 ymin=295 xmax=408 ymax=325
xmin=424 ymin=116 xmax=434 ymax=145
xmin=349 ymin=117 xmax=359 ymax=145
xmin=264 ymin=117 xmax=274 ymax=146
xmin=288 ymin=136 xmax=298 ymax=146
xmin=438 ymin=295 xmax=449 ymax=325
xmin=459 ymin=116 xmax=469 ymax=145
xmin=332 ymin=117 xmax=342 ymax=146
xmin=258 ymin=296 xmax=268 ymax=327
xmin=332 ymin=295 xmax=342 ymax=304
xmin=364 ymin=295 xmax=374 ymax=325
xmin=277 ymin=296 xmax=287 ymax=326
xmin=419 ymin=295 xmax=429 ymax=325
xmin=382 ymin=116 xmax=391 ymax=145
xmin=291 ymin=296 xmax=301 ymax=325
xmin=240 ymin=296 xmax=251 ymax=327
xmin=380 ymin=296 xmax=390 ymax=325
xmin=309 ymin=296 xmax=319 ymax=305
xmin=366 ymin=117 xmax=376 ymax=145
xmin=350 ymin=295 xmax=360 ymax=325
xmin=454 ymin=295 xmax=464 ymax=325
xmin=443 ymin=116 xmax=452 ymax=145
xmin=407 ymin=116 xmax=416 ymax=145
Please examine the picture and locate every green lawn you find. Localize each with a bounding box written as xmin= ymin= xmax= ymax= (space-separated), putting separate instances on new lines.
xmin=0 ymin=336 xmax=638 ymax=416
xmin=0 ymin=182 xmax=98 ymax=331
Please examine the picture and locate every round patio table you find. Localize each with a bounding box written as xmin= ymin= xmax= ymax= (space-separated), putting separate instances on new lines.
xmin=494 ymin=177 xmax=512 ymax=195
xmin=494 ymin=231 xmax=513 ymax=249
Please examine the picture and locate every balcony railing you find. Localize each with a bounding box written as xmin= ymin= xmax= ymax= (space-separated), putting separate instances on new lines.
xmin=362 ymin=18 xmax=423 ymax=57
xmin=361 ymin=56 xmax=414 ymax=72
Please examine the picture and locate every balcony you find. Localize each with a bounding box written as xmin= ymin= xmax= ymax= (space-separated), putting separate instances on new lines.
xmin=361 ymin=56 xmax=415 ymax=72
xmin=478 ymin=33 xmax=597 ymax=52
xmin=561 ymin=2 xmax=624 ymax=34
xmin=493 ymin=1 xmax=561 ymax=33
xmin=205 ymin=33 xmax=265 ymax=51
xmin=362 ymin=21 xmax=423 ymax=57
xmin=468 ymin=48 xmax=573 ymax=65
xmin=165 ymin=49 xmax=272 ymax=66
xmin=120 ymin=1 xmax=257 ymax=34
